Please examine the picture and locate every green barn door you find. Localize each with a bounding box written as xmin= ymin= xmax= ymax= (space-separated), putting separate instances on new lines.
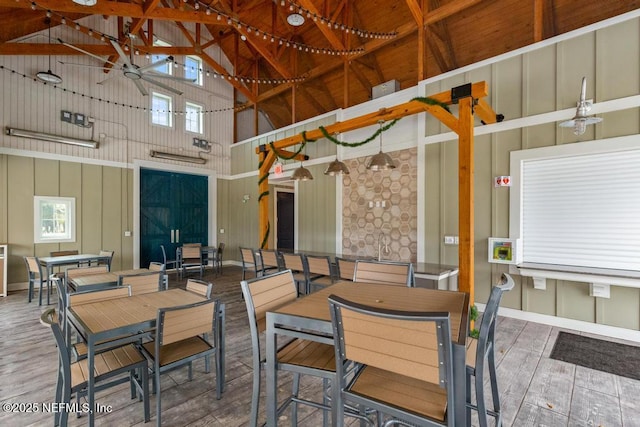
xmin=140 ymin=169 xmax=208 ymax=268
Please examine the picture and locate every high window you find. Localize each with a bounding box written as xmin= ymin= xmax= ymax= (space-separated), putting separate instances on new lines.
xmin=152 ymin=39 xmax=172 ymax=75
xmin=185 ymin=102 xmax=203 ymax=134
xmin=151 ymin=92 xmax=173 ymax=127
xmin=185 ymin=55 xmax=203 ymax=86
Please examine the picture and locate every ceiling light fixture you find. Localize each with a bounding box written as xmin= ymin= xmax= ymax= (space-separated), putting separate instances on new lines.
xmin=291 ymin=162 xmax=314 ymax=181
xmin=366 ymin=121 xmax=396 ymax=171
xmin=287 ymin=13 xmax=305 ymax=27
xmin=150 ymin=150 xmax=206 ymax=164
xmin=324 ymin=157 xmax=349 ymax=176
xmin=559 ymin=77 xmax=603 ymax=136
xmin=72 ymin=0 xmax=98 ymax=6
xmin=36 ymin=19 xmax=63 ymax=85
xmin=6 ymin=127 xmax=98 ymax=148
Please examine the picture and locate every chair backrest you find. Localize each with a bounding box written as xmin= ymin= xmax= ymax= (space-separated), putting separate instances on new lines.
xmin=157 ymin=299 xmax=216 ymax=346
xmin=40 ymin=308 xmax=72 ymax=389
xmin=183 ymin=242 xmax=202 ymax=247
xmin=182 ymin=246 xmax=202 ymax=263
xmin=280 ymin=252 xmax=305 ymax=273
xmin=305 ymin=254 xmax=333 ymax=277
xmin=240 ymin=247 xmax=258 ymax=267
xmin=335 ymin=257 xmax=356 ymax=281
xmin=50 ymin=250 xmax=79 ymax=257
xmin=475 ymin=273 xmax=515 ymax=366
xmin=149 ymin=262 xmax=165 ymax=272
xmin=65 ymin=265 xmax=109 ymax=282
xmin=118 ymin=271 xmax=163 ymax=295
xmin=353 ymin=260 xmax=414 ymax=286
xmin=241 ymin=269 xmax=297 ymax=333
xmin=259 ymin=249 xmax=280 ymax=270
xmin=68 ymin=286 xmax=131 ymax=306
xmin=160 ymin=245 xmax=172 ymax=263
xmin=329 ymin=294 xmax=454 ymax=417
xmin=217 ymin=242 xmax=225 ymax=256
xmin=186 ymin=279 xmax=213 ymax=299
xmin=98 ymin=250 xmax=114 ymax=266
xmin=24 ymin=256 xmax=42 ymax=278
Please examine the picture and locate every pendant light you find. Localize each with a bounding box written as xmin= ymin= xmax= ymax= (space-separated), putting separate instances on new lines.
xmin=291 ymin=161 xmax=314 ymax=181
xmin=366 ymin=121 xmax=396 ymax=171
xmin=36 ymin=18 xmax=63 ymax=85
xmin=559 ymin=77 xmax=602 ymax=136
xmin=324 ymin=157 xmax=350 ymax=176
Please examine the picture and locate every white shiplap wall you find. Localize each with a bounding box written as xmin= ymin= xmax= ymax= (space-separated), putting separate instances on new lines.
xmin=0 ymin=15 xmax=234 ymax=174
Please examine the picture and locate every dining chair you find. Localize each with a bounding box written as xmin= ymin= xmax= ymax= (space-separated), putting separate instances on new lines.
xmin=279 ymin=252 xmax=309 ymax=295
xmin=118 ymin=271 xmax=163 ymax=295
xmin=49 ymin=250 xmax=80 ymax=284
xmin=65 ymin=265 xmax=109 ymax=292
xmin=40 ymin=308 xmax=150 ymax=426
xmin=97 ymin=249 xmax=115 ymax=268
xmin=335 ymin=257 xmax=356 ymax=282
xmin=149 ymin=262 xmax=168 ymax=289
xmin=328 ymin=294 xmax=456 ymax=427
xmin=186 ymin=278 xmax=213 ymax=299
xmin=241 ymin=269 xmax=335 ymax=427
xmin=304 ymin=254 xmax=335 ymax=292
xmin=160 ymin=244 xmax=181 ymax=276
xmin=353 ymin=259 xmax=414 ymax=286
xmin=180 ymin=245 xmax=204 ymax=279
xmin=466 ymin=273 xmax=515 ymax=427
xmin=240 ymin=247 xmax=261 ymax=281
xmin=214 ymin=242 xmax=225 ymax=275
xmin=24 ymin=256 xmax=51 ymax=305
xmin=140 ymin=298 xmax=223 ymax=426
xmin=258 ymin=248 xmax=281 ymax=276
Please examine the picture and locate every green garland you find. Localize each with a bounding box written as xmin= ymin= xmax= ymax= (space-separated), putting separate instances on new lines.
xmin=317 ymin=119 xmax=399 ymax=147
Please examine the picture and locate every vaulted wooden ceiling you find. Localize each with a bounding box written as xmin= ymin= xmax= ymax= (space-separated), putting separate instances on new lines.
xmin=0 ymin=0 xmax=638 ymax=138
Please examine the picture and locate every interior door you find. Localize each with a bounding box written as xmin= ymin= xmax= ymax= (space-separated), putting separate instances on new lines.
xmin=276 ymin=191 xmax=295 ymax=251
xmin=140 ymin=169 xmax=208 ymax=268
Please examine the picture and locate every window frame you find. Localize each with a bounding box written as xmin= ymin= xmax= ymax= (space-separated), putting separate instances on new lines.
xmin=152 ymin=38 xmax=173 ymax=75
xmin=151 ymin=91 xmax=173 ymax=128
xmin=185 ymin=101 xmax=204 ymax=134
xmin=184 ymin=55 xmax=203 ymax=86
xmin=34 ymin=196 xmax=76 ymax=244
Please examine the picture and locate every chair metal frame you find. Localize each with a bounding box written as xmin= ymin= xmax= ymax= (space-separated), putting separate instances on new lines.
xmin=149 ymin=262 xmax=168 ymax=289
xmin=64 ymin=265 xmax=110 ymax=292
xmin=160 ymin=244 xmax=181 ymax=276
xmin=240 ymin=247 xmax=261 ymax=281
xmin=180 ymin=245 xmax=204 ymax=279
xmin=141 ymin=298 xmax=223 ymax=426
xmin=118 ymin=270 xmax=164 ymax=295
xmin=24 ymin=256 xmax=51 ymax=305
xmin=259 ymin=248 xmax=281 ymax=276
xmin=304 ymin=254 xmax=335 ymax=292
xmin=466 ymin=273 xmax=514 ymax=427
xmin=214 ymin=242 xmax=225 ymax=275
xmin=279 ymin=252 xmax=309 ymax=295
xmin=353 ymin=259 xmax=415 ymax=286
xmin=335 ymin=257 xmax=357 ymax=282
xmin=329 ymin=294 xmax=456 ymax=427
xmin=186 ymin=278 xmax=213 ymax=299
xmin=40 ymin=308 xmax=150 ymax=426
xmin=241 ymin=269 xmax=336 ymax=427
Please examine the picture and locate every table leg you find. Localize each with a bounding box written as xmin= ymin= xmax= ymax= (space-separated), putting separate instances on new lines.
xmin=265 ymin=314 xmax=277 ymax=427
xmin=87 ymin=335 xmax=95 ymax=427
xmin=453 ymin=343 xmax=466 ymax=426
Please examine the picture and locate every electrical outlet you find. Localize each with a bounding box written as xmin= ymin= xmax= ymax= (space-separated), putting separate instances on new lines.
xmin=444 ymin=236 xmax=455 ymax=244
xmin=61 ymin=110 xmax=73 ymax=123
xmin=124 ymin=230 xmax=131 ymax=237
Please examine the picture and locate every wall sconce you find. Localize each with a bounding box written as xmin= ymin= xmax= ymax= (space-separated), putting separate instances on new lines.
xmin=559 ymin=77 xmax=603 ymax=136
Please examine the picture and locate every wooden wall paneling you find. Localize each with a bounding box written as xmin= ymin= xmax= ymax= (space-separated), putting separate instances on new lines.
xmin=424 ymin=143 xmax=442 ymax=264
xmin=472 ymin=133 xmax=493 ymax=305
xmin=297 ymin=164 xmax=337 ymax=254
xmin=120 ymin=168 xmax=134 ymax=270
xmin=227 ymin=176 xmax=260 ymax=261
xmin=557 ymin=281 xmax=595 ymax=323
xmin=80 ymin=164 xmax=102 ymax=255
xmin=102 ymin=166 xmax=122 ymax=270
xmin=441 ymin=138 xmax=458 ymax=266
xmin=596 ymin=286 xmax=640 ymax=330
xmin=216 ymin=179 xmax=229 ymax=250
xmin=0 ymin=155 xmax=6 ymax=244
xmin=59 ymin=161 xmax=82 ymax=253
xmin=6 ymin=156 xmax=34 ymax=283
xmin=34 ymin=158 xmax=60 ymax=256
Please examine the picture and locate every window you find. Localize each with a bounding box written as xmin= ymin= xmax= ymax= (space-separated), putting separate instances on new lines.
xmin=185 ymin=102 xmax=203 ymax=134
xmin=34 ymin=196 xmax=75 ymax=243
xmin=185 ymin=55 xmax=203 ymax=86
xmin=509 ymin=136 xmax=640 ymax=273
xmin=151 ymin=92 xmax=173 ymax=127
xmin=152 ymin=39 xmax=172 ymax=75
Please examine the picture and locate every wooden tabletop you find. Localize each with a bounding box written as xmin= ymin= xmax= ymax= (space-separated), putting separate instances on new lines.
xmin=70 ymin=268 xmax=150 ymax=290
xmin=69 ymin=289 xmax=205 ymax=335
xmin=273 ymin=281 xmax=469 ymax=344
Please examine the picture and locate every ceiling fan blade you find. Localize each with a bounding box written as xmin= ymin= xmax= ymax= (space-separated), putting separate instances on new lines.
xmin=132 ymin=78 xmax=148 ymax=96
xmin=109 ymin=39 xmax=134 ymax=68
xmin=57 ymin=61 xmax=116 ymax=72
xmin=141 ymin=75 xmax=183 ymax=95
xmin=58 ymin=38 xmax=120 ymax=67
xmin=137 ymin=56 xmax=173 ymax=73
xmin=143 ymin=71 xmax=197 ymax=83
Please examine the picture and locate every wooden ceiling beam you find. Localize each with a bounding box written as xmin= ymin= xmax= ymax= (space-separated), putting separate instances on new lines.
xmin=348 ymin=61 xmax=372 ymax=93
xmin=297 ymin=0 xmax=346 ymax=51
xmin=200 ymin=51 xmax=256 ymax=101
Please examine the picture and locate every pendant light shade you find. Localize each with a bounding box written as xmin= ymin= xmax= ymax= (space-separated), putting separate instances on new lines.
xmin=291 ymin=163 xmax=314 ymax=181
xmin=559 ymin=77 xmax=602 ymax=136
xmin=366 ymin=121 xmax=396 ymax=171
xmin=37 ymin=19 xmax=62 ymax=85
xmin=324 ymin=158 xmax=350 ymax=176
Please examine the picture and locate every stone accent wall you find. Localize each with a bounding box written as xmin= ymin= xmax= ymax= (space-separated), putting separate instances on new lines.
xmin=342 ymin=147 xmax=418 ymax=262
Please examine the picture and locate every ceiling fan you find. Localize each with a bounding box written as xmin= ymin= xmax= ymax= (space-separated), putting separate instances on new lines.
xmin=58 ymin=35 xmax=196 ymax=96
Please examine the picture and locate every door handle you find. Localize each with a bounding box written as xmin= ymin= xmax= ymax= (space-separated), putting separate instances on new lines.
xmin=176 ymin=229 xmax=180 ymax=243
xmin=170 ymin=229 xmax=175 ymax=243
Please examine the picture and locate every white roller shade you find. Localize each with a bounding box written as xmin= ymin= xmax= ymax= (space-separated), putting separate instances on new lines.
xmin=521 ymin=149 xmax=640 ymax=271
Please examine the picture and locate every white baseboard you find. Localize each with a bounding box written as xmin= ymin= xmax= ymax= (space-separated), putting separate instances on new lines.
xmin=476 ymin=303 xmax=640 ymax=343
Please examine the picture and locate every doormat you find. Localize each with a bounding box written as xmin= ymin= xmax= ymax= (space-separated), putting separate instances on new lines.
xmin=550 ymin=331 xmax=640 ymax=381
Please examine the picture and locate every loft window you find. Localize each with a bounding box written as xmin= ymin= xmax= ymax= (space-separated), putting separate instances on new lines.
xmin=185 ymin=55 xmax=203 ymax=86
xmin=151 ymin=92 xmax=173 ymax=127
xmin=185 ymin=102 xmax=203 ymax=134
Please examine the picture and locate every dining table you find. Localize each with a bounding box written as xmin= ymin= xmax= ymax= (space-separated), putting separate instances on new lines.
xmin=265 ymin=281 xmax=470 ymax=426
xmin=68 ymin=268 xmax=150 ymax=292
xmin=66 ymin=288 xmax=226 ymax=427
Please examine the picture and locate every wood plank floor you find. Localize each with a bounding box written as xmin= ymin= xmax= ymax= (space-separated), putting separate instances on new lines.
xmin=1 ymin=265 xmax=640 ymax=426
